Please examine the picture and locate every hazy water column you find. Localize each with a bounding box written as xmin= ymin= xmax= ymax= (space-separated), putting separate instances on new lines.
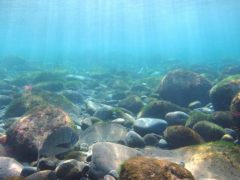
xmin=0 ymin=0 xmax=240 ymax=65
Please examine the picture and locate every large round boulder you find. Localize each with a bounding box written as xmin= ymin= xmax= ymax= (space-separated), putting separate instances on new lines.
xmin=230 ymin=92 xmax=240 ymax=127
xmin=158 ymin=69 xmax=212 ymax=107
xmin=210 ymin=75 xmax=240 ymax=111
xmin=119 ymin=156 xmax=195 ymax=180
xmin=6 ymin=106 xmax=78 ymax=161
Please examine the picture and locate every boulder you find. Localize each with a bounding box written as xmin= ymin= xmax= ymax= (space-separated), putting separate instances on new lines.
xmin=164 ymin=126 xmax=203 ymax=148
xmin=158 ymin=69 xmax=212 ymax=107
xmin=210 ymin=75 xmax=240 ymax=111
xmin=7 ymin=106 xmax=77 ymax=161
xmin=119 ymin=156 xmax=195 ymax=180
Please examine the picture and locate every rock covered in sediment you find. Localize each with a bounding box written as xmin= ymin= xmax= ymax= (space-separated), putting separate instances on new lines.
xmin=89 ymin=142 xmax=142 ymax=179
xmin=133 ymin=118 xmax=168 ymax=136
xmin=192 ymin=121 xmax=225 ymax=142
xmin=0 ymin=157 xmax=23 ymax=179
xmin=119 ymin=156 xmax=195 ymax=180
xmin=164 ymin=126 xmax=204 ymax=148
xmin=158 ymin=69 xmax=212 ymax=107
xmin=138 ymin=100 xmax=189 ymax=119
xmin=6 ymin=106 xmax=78 ymax=161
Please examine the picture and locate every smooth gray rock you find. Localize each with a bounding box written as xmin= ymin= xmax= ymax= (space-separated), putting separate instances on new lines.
xmin=133 ymin=118 xmax=168 ymax=136
xmin=0 ymin=157 xmax=23 ymax=178
xmin=165 ymin=111 xmax=189 ymax=126
xmin=125 ymin=131 xmax=145 ymax=148
xmin=89 ymin=142 xmax=142 ymax=179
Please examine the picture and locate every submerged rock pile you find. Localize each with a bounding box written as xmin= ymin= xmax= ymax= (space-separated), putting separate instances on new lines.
xmin=0 ymin=61 xmax=240 ymax=179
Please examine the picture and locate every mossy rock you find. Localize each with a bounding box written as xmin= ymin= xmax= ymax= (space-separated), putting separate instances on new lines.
xmin=5 ymin=90 xmax=77 ymax=118
xmin=158 ymin=69 xmax=212 ymax=107
xmin=230 ymin=92 xmax=240 ymax=127
xmin=139 ymin=100 xmax=189 ymax=119
xmin=210 ymin=74 xmax=240 ymax=111
xmin=185 ymin=111 xmax=211 ymax=128
xmin=193 ymin=121 xmax=225 ymax=142
xmin=119 ymin=156 xmax=195 ymax=180
xmin=164 ymin=125 xmax=204 ymax=148
xmin=118 ymin=95 xmax=143 ymax=114
xmin=3 ymin=177 xmax=25 ymax=180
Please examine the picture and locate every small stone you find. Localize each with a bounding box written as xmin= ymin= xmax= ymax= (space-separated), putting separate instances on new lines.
xmin=158 ymin=139 xmax=169 ymax=149
xmin=188 ymin=101 xmax=202 ymax=109
xmin=104 ymin=174 xmax=116 ymax=180
xmin=221 ymin=134 xmax=234 ymax=142
xmin=165 ymin=111 xmax=189 ymax=126
xmin=143 ymin=134 xmax=159 ymax=146
xmin=125 ymin=131 xmax=145 ymax=148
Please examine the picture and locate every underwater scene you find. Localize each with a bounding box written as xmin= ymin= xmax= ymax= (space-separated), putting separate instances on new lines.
xmin=1 ymin=0 xmax=240 ymax=179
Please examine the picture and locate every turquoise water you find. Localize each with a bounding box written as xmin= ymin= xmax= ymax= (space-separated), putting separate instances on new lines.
xmin=0 ymin=0 xmax=240 ymax=65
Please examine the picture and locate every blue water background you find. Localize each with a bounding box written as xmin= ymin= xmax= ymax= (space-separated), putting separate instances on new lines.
xmin=0 ymin=0 xmax=240 ymax=66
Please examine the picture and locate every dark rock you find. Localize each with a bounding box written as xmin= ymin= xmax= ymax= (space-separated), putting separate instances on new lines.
xmin=158 ymin=69 xmax=212 ymax=107
xmin=224 ymin=128 xmax=238 ymax=139
xmin=125 ymin=131 xmax=145 ymax=148
xmin=133 ymin=118 xmax=167 ymax=136
xmin=164 ymin=125 xmax=203 ymax=148
xmin=210 ymin=75 xmax=240 ymax=111
xmin=211 ymin=111 xmax=234 ymax=128
xmin=138 ymin=100 xmax=189 ymax=119
xmin=192 ymin=121 xmax=225 ymax=142
xmin=38 ymin=158 xmax=59 ymax=171
xmin=143 ymin=133 xmax=159 ymax=146
xmin=21 ymin=166 xmax=37 ymax=177
xmin=165 ymin=111 xmax=189 ymax=126
xmin=118 ymin=95 xmax=144 ymax=114
xmin=230 ymin=92 xmax=240 ymax=127
xmin=119 ymin=156 xmax=195 ymax=180
xmin=55 ymin=159 xmax=89 ymax=180
xmin=26 ymin=170 xmax=57 ymax=180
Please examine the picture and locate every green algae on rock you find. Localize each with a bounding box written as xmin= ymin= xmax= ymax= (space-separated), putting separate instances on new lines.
xmin=119 ymin=156 xmax=195 ymax=180
xmin=210 ymin=74 xmax=240 ymax=111
xmin=192 ymin=121 xmax=225 ymax=142
xmin=164 ymin=125 xmax=204 ymax=148
xmin=138 ymin=100 xmax=189 ymax=119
